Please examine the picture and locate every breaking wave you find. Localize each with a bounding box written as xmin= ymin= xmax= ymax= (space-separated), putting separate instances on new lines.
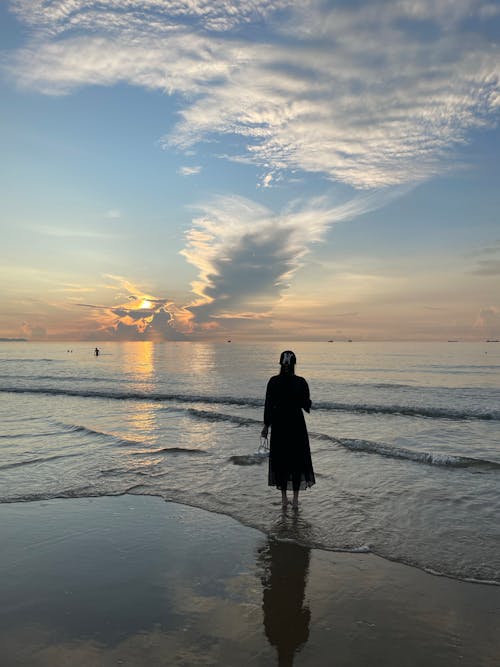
xmin=186 ymin=409 xmax=500 ymax=470
xmin=310 ymin=433 xmax=500 ymax=470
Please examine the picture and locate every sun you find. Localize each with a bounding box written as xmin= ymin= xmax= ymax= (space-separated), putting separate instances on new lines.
xmin=139 ymin=299 xmax=153 ymax=309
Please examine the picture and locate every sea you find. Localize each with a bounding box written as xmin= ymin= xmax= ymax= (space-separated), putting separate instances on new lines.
xmin=1 ymin=340 xmax=499 ymax=585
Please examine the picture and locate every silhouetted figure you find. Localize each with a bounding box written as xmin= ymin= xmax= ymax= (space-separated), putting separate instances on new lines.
xmin=261 ymin=351 xmax=315 ymax=509
xmin=259 ymin=538 xmax=311 ymax=666
xmin=94 ymin=347 xmax=100 ymax=357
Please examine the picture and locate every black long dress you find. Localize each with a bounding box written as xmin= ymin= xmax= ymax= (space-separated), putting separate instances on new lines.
xmin=264 ymin=373 xmax=315 ymax=491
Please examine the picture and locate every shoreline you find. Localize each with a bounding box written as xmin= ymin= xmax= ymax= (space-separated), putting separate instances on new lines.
xmin=1 ymin=494 xmax=500 ymax=666
xmin=3 ymin=489 xmax=499 ymax=588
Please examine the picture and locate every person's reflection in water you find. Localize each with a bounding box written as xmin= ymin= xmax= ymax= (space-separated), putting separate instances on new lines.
xmin=258 ymin=529 xmax=311 ymax=666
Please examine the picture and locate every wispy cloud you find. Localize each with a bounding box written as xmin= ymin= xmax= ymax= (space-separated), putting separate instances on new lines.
xmin=468 ymin=241 xmax=500 ymax=275
xmin=470 ymin=260 xmax=500 ymax=276
xmin=30 ymin=225 xmax=113 ymax=238
xmin=4 ymin=0 xmax=499 ymax=189
xmin=178 ymin=165 xmax=202 ymax=176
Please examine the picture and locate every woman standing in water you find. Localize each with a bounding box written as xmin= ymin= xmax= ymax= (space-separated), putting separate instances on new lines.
xmin=261 ymin=351 xmax=315 ymax=509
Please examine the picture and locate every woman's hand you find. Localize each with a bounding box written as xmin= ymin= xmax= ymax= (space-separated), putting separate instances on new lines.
xmin=261 ymin=425 xmax=269 ymax=438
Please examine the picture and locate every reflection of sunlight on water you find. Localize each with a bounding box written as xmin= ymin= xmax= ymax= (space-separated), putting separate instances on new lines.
xmin=122 ymin=341 xmax=155 ymax=389
xmin=118 ymin=343 xmax=159 ymax=444
xmin=177 ymin=414 xmax=217 ymax=452
xmin=123 ymin=403 xmax=158 ymax=445
xmin=184 ymin=343 xmax=216 ymax=377
xmin=125 ymin=455 xmax=164 ymax=472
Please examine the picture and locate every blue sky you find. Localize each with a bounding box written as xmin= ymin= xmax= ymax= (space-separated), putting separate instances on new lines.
xmin=1 ymin=0 xmax=499 ymax=341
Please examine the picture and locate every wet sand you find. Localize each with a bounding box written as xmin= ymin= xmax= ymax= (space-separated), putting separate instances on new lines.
xmin=1 ymin=494 xmax=499 ymax=666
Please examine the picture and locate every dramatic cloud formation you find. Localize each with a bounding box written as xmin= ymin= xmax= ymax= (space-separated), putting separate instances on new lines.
xmin=77 ymin=275 xmax=192 ymax=340
xmin=181 ymin=191 xmax=399 ymax=328
xmin=5 ymin=0 xmax=500 ymax=188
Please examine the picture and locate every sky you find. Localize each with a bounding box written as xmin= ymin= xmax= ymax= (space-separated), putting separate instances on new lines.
xmin=1 ymin=0 xmax=499 ymax=342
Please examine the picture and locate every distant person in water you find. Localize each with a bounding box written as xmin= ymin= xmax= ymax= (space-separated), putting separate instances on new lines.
xmin=94 ymin=347 xmax=99 ymax=357
xmin=261 ymin=351 xmax=315 ymax=509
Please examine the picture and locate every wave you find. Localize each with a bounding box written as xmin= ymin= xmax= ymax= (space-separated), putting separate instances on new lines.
xmin=310 ymin=433 xmax=500 ymax=470
xmin=54 ymin=422 xmax=211 ymax=457
xmin=0 ymin=373 xmax=126 ymax=383
xmin=52 ymin=421 xmax=150 ymax=449
xmin=187 ymin=408 xmax=261 ymax=425
xmin=0 ymin=430 xmax=69 ymax=440
xmin=4 ymin=402 xmax=499 ymax=472
xmin=184 ymin=408 xmax=500 ymax=470
xmin=313 ymin=400 xmax=500 ymax=421
xmin=0 ymin=452 xmax=83 ymax=471
xmin=131 ymin=447 xmax=209 ymax=456
xmin=2 ymin=385 xmax=499 ymax=422
xmin=0 ymin=385 xmax=263 ymax=408
xmin=422 ymin=566 xmax=500 ymax=586
xmin=0 ymin=358 xmax=64 ymax=364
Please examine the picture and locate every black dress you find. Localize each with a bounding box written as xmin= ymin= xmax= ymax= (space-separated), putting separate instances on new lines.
xmin=264 ymin=373 xmax=315 ymax=491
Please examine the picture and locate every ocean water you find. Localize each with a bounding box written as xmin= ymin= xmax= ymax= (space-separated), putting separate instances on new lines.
xmin=1 ymin=340 xmax=499 ymax=584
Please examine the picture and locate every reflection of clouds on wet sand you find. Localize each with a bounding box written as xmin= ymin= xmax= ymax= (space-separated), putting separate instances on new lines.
xmin=0 ymin=624 xmax=257 ymax=667
xmin=0 ymin=561 xmax=271 ymax=667
xmin=2 ymin=496 xmax=500 ymax=667
xmin=0 ymin=495 xmax=275 ymax=666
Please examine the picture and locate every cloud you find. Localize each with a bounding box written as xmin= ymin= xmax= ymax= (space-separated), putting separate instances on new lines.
xmin=471 ymin=260 xmax=500 ymax=276
xmin=181 ymin=191 xmax=393 ymax=327
xmin=178 ymin=165 xmax=202 ymax=176
xmin=30 ymin=225 xmax=113 ymax=238
xmin=76 ymin=275 xmax=193 ymax=339
xmin=468 ymin=241 xmax=500 ymax=274
xmin=78 ymin=299 xmax=190 ymax=340
xmin=474 ymin=306 xmax=500 ymax=335
xmin=20 ymin=321 xmax=47 ymax=339
xmin=467 ymin=243 xmax=500 ymax=257
xmin=4 ymin=0 xmax=499 ymax=189
xmin=8 ymin=0 xmax=292 ymax=35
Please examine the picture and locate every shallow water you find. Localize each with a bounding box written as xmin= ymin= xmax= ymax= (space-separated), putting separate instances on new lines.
xmin=1 ymin=340 xmax=499 ymax=583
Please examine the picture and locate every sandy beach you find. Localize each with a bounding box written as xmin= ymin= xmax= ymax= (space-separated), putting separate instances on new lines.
xmin=1 ymin=494 xmax=499 ymax=667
